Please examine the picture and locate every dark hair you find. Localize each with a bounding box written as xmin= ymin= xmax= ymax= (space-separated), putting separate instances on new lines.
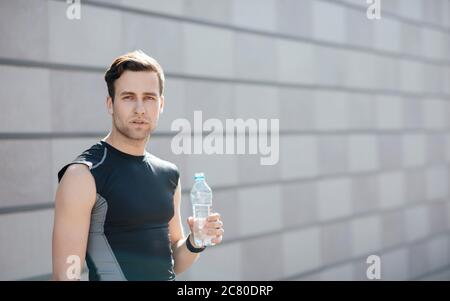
xmin=104 ymin=50 xmax=165 ymax=101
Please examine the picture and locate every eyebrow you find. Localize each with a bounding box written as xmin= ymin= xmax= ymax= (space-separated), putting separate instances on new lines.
xmin=119 ymin=91 xmax=159 ymax=97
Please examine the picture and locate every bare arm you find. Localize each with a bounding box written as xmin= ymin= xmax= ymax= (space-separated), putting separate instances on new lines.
xmin=52 ymin=164 xmax=96 ymax=280
xmin=169 ymin=179 xmax=200 ymax=275
xmin=169 ymin=179 xmax=224 ymax=275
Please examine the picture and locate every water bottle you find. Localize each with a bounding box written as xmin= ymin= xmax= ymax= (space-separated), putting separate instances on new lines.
xmin=190 ymin=172 xmax=214 ymax=247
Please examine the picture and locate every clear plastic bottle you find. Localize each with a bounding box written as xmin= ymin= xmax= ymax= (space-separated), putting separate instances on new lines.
xmin=190 ymin=172 xmax=214 ymax=247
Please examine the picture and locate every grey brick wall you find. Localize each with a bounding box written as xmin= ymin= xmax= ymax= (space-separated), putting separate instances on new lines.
xmin=0 ymin=0 xmax=449 ymax=280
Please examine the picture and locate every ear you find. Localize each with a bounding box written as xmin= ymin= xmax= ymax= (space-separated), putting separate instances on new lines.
xmin=106 ymin=96 xmax=113 ymax=115
xmin=159 ymin=95 xmax=165 ymax=114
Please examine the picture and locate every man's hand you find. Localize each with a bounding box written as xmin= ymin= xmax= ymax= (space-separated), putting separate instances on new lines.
xmin=187 ymin=212 xmax=224 ymax=246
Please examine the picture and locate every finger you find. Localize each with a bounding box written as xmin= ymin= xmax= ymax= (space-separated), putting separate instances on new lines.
xmin=212 ymin=235 xmax=223 ymax=245
xmin=206 ymin=221 xmax=223 ymax=229
xmin=207 ymin=213 xmax=221 ymax=222
xmin=207 ymin=228 xmax=224 ymax=236
xmin=187 ymin=217 xmax=194 ymax=228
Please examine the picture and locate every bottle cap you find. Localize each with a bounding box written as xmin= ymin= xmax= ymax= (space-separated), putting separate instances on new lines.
xmin=194 ymin=172 xmax=205 ymax=180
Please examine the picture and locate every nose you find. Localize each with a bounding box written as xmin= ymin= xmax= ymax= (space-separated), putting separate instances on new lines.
xmin=134 ymin=98 xmax=145 ymax=115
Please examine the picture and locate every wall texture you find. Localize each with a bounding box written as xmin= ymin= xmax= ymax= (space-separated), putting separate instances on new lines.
xmin=0 ymin=0 xmax=449 ymax=280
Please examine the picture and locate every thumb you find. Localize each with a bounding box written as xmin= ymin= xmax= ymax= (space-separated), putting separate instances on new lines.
xmin=187 ymin=216 xmax=194 ymax=229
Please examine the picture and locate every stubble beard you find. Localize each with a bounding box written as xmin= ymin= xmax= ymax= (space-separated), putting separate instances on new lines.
xmin=113 ymin=115 xmax=153 ymax=141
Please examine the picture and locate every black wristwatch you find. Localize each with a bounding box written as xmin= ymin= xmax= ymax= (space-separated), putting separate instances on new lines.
xmin=186 ymin=234 xmax=206 ymax=253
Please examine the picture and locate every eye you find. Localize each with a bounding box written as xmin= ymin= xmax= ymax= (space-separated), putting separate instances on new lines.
xmin=123 ymin=95 xmax=133 ymax=101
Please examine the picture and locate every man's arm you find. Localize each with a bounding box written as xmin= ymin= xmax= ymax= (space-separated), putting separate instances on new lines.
xmin=168 ymin=179 xmax=200 ymax=275
xmin=52 ymin=164 xmax=96 ymax=280
xmin=169 ymin=179 xmax=224 ymax=275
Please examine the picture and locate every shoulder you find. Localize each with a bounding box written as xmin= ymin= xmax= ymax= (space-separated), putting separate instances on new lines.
xmin=147 ymin=153 xmax=180 ymax=188
xmin=56 ymin=163 xmax=96 ymax=208
xmin=57 ymin=141 xmax=107 ymax=183
xmin=60 ymin=164 xmax=94 ymax=187
xmin=148 ymin=153 xmax=179 ymax=173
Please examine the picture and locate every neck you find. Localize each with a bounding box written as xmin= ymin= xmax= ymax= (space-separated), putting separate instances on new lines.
xmin=103 ymin=128 xmax=149 ymax=156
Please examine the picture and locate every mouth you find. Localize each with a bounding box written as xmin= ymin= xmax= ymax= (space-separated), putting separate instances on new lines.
xmin=130 ymin=120 xmax=149 ymax=125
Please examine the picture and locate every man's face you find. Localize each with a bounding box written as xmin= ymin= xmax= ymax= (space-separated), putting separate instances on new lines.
xmin=107 ymin=70 xmax=164 ymax=141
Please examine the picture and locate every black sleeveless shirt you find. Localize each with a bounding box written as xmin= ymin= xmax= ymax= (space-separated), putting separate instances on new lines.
xmin=57 ymin=140 xmax=179 ymax=281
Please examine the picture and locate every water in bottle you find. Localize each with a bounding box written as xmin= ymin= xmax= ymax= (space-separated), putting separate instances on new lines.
xmin=190 ymin=172 xmax=214 ymax=247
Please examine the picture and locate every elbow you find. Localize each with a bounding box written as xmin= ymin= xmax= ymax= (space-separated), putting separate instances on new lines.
xmin=52 ymin=270 xmax=81 ymax=281
xmin=174 ymin=265 xmax=187 ymax=276
xmin=52 ymin=273 xmax=66 ymax=281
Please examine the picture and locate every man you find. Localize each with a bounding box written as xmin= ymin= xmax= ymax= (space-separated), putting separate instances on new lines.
xmin=52 ymin=50 xmax=224 ymax=281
